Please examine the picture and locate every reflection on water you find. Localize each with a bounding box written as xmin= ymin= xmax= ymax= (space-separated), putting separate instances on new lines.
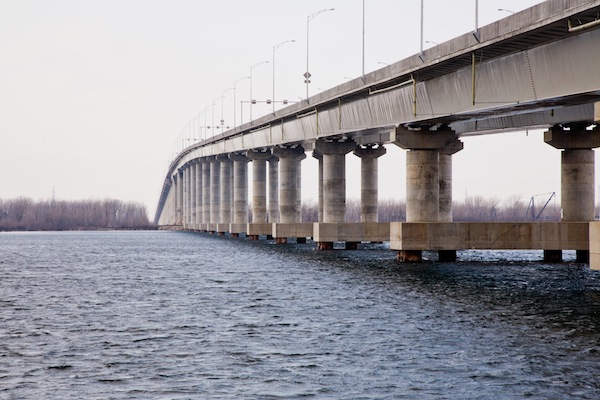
xmin=1 ymin=231 xmax=599 ymax=399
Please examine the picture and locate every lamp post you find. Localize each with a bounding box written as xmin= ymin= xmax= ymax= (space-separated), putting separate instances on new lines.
xmin=202 ymin=105 xmax=211 ymax=141
xmin=420 ymin=0 xmax=424 ymax=54
xmin=272 ymin=40 xmax=295 ymax=113
xmin=306 ymin=8 xmax=335 ymax=100
xmin=250 ymin=61 xmax=269 ymax=121
xmin=211 ymin=97 xmax=222 ymax=137
xmin=362 ymin=0 xmax=365 ymax=79
xmin=234 ymin=76 xmax=250 ymax=128
xmin=498 ymin=8 xmax=516 ymax=14
xmin=221 ymin=88 xmax=233 ymax=130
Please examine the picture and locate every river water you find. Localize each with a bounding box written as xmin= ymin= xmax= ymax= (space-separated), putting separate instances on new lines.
xmin=1 ymin=230 xmax=600 ymax=399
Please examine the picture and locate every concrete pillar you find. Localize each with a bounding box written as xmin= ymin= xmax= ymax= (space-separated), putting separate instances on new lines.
xmin=312 ymin=151 xmax=324 ymax=222
xmin=297 ymin=157 xmax=303 ymax=221
xmin=230 ymin=153 xmax=249 ymax=225
xmin=185 ymin=164 xmax=192 ymax=229
xmin=268 ymin=156 xmax=280 ymax=223
xmin=209 ymin=157 xmax=220 ymax=226
xmin=174 ymin=171 xmax=182 ymax=225
xmin=202 ymin=160 xmax=211 ymax=227
xmin=195 ymin=161 xmax=202 ymax=229
xmin=406 ymin=150 xmax=439 ymax=222
xmin=561 ymin=149 xmax=595 ymax=221
xmin=218 ymin=155 xmax=232 ymax=226
xmin=314 ymin=139 xmax=357 ymax=224
xmin=247 ymin=150 xmax=271 ymax=223
xmin=438 ymin=140 xmax=463 ymax=261
xmin=189 ymin=160 xmax=197 ymax=230
xmin=273 ymin=146 xmax=306 ymax=223
xmin=181 ymin=168 xmax=187 ymax=228
xmin=545 ymin=124 xmax=600 ymax=262
xmin=354 ymin=145 xmax=386 ymax=223
xmin=394 ymin=126 xmax=461 ymax=261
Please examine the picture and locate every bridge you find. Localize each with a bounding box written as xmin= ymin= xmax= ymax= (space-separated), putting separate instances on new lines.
xmin=154 ymin=0 xmax=600 ymax=269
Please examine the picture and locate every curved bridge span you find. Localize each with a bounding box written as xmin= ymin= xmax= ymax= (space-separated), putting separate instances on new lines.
xmin=155 ymin=0 xmax=600 ymax=268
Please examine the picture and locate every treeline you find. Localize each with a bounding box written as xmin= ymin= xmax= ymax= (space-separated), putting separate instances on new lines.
xmin=0 ymin=198 xmax=152 ymax=231
xmin=299 ymin=196 xmax=569 ymax=222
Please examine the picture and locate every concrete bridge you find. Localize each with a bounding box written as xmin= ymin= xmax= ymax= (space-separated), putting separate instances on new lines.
xmin=154 ymin=0 xmax=600 ymax=269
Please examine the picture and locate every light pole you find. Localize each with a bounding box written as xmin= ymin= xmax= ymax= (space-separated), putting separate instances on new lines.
xmin=498 ymin=8 xmax=516 ymax=14
xmin=250 ymin=61 xmax=269 ymax=121
xmin=272 ymin=40 xmax=295 ymax=113
xmin=221 ymin=88 xmax=233 ymax=130
xmin=202 ymin=105 xmax=210 ymax=141
xmin=306 ymin=8 xmax=335 ymax=100
xmin=234 ymin=76 xmax=249 ymax=128
xmin=362 ymin=0 xmax=365 ymax=79
xmin=420 ymin=0 xmax=424 ymax=54
xmin=211 ymin=97 xmax=222 ymax=137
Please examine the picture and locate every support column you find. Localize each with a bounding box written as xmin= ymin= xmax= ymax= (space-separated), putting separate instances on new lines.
xmin=545 ymin=124 xmax=600 ymax=263
xmin=195 ymin=160 xmax=202 ymax=230
xmin=184 ymin=164 xmax=192 ymax=230
xmin=314 ymin=138 xmax=357 ymax=250
xmin=230 ymin=153 xmax=249 ymax=237
xmin=312 ymin=151 xmax=324 ymax=222
xmin=247 ymin=150 xmax=271 ymax=224
xmin=354 ymin=145 xmax=386 ymax=223
xmin=272 ymin=145 xmax=306 ymax=243
xmin=268 ymin=155 xmax=280 ymax=223
xmin=202 ymin=160 xmax=211 ymax=230
xmin=190 ymin=161 xmax=197 ymax=230
xmin=174 ymin=171 xmax=182 ymax=226
xmin=209 ymin=157 xmax=221 ymax=229
xmin=437 ymin=139 xmax=463 ymax=261
xmin=218 ymin=155 xmax=232 ymax=234
xmin=394 ymin=126 xmax=461 ymax=262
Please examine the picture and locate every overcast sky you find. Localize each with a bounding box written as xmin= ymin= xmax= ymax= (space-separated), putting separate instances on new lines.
xmin=3 ymin=0 xmax=583 ymax=215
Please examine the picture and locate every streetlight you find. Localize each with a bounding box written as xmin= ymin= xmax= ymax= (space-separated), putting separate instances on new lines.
xmin=211 ymin=96 xmax=223 ymax=137
xmin=420 ymin=0 xmax=424 ymax=54
xmin=250 ymin=60 xmax=269 ymax=121
xmin=273 ymin=39 xmax=295 ymax=113
xmin=362 ymin=0 xmax=365 ymax=79
xmin=200 ymin=105 xmax=212 ymax=141
xmin=306 ymin=8 xmax=335 ymax=100
xmin=234 ymin=76 xmax=249 ymax=128
xmin=498 ymin=8 xmax=516 ymax=14
xmin=221 ymin=88 xmax=233 ymax=130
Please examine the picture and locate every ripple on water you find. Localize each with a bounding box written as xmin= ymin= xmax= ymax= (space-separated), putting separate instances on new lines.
xmin=1 ymin=231 xmax=600 ymax=399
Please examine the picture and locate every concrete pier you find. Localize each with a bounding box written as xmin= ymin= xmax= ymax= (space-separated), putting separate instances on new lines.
xmin=268 ymin=156 xmax=279 ymax=223
xmin=545 ymin=124 xmax=600 ymax=262
xmin=195 ymin=161 xmax=202 ymax=230
xmin=312 ymin=151 xmax=324 ymax=222
xmin=313 ymin=139 xmax=357 ymax=249
xmin=272 ymin=145 xmax=307 ymax=243
xmin=393 ymin=127 xmax=461 ymax=261
xmin=184 ymin=164 xmax=191 ymax=230
xmin=247 ymin=150 xmax=270 ymax=215
xmin=175 ymin=169 xmax=183 ymax=226
xmin=230 ymin=153 xmax=249 ymax=236
xmin=202 ymin=160 xmax=211 ymax=231
xmin=190 ymin=161 xmax=197 ymax=230
xmin=218 ymin=155 xmax=232 ymax=234
xmin=354 ymin=145 xmax=386 ymax=223
xmin=209 ymin=157 xmax=220 ymax=231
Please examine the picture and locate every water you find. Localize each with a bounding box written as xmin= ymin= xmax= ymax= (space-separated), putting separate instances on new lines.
xmin=2 ymin=230 xmax=600 ymax=399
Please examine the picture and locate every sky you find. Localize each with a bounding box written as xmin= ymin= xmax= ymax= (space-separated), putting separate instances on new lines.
xmin=1 ymin=0 xmax=588 ymax=216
